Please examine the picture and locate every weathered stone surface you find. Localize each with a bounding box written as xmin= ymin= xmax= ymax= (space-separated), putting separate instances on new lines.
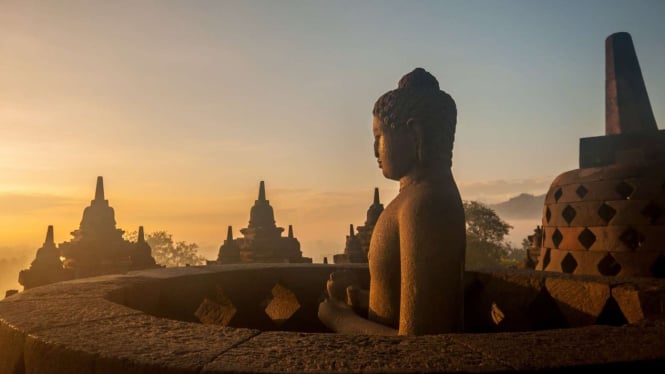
xmin=3 ymin=274 xmax=137 ymax=301
xmin=203 ymin=332 xmax=511 ymax=373
xmin=25 ymin=314 xmax=259 ymax=373
xmin=545 ymin=277 xmax=611 ymax=326
xmin=0 ymin=297 xmax=141 ymax=333
xmin=1 ymin=265 xmax=664 ymax=373
xmin=452 ymin=321 xmax=665 ymax=371
xmin=0 ymin=322 xmax=26 ymax=374
xmin=465 ymin=270 xmax=549 ymax=332
xmin=613 ymin=282 xmax=665 ymax=323
xmin=580 ymin=132 xmax=665 ymax=168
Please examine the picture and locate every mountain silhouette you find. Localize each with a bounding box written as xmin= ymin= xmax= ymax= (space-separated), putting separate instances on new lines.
xmin=489 ymin=193 xmax=546 ymax=220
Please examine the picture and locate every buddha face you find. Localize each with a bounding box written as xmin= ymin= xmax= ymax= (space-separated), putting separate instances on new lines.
xmin=372 ymin=116 xmax=418 ymax=181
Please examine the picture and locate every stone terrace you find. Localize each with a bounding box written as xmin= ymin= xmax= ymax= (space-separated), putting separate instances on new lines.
xmin=1 ymin=264 xmax=664 ymax=373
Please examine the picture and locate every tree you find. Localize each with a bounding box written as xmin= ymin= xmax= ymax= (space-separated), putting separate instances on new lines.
xmin=125 ymin=230 xmax=205 ymax=267
xmin=463 ymin=200 xmax=518 ymax=270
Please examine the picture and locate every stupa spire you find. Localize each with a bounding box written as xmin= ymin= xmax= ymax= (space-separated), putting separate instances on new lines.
xmin=138 ymin=226 xmax=145 ymax=243
xmin=288 ymin=225 xmax=294 ymax=238
xmin=226 ymin=226 xmax=234 ymax=241
xmin=94 ymin=176 xmax=105 ymax=201
xmin=349 ymin=224 xmax=355 ymax=238
xmin=373 ymin=187 xmax=380 ymax=205
xmin=605 ymin=32 xmax=658 ymax=135
xmin=258 ymin=180 xmax=266 ymax=201
xmin=44 ymin=225 xmax=55 ymax=247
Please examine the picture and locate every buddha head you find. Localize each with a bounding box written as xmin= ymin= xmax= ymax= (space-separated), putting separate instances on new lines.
xmin=372 ymin=68 xmax=457 ymax=180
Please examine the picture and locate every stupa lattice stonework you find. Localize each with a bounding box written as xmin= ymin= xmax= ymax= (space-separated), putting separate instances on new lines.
xmin=538 ymin=32 xmax=665 ymax=277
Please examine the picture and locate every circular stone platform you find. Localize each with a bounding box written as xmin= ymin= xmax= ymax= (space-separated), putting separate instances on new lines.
xmin=1 ymin=263 xmax=664 ymax=373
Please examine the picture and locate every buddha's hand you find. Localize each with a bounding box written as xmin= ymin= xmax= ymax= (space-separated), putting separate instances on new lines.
xmin=325 ymin=270 xmax=359 ymax=305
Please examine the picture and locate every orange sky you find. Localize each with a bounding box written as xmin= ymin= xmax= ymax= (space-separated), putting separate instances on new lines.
xmin=2 ymin=1 xmax=664 ymax=269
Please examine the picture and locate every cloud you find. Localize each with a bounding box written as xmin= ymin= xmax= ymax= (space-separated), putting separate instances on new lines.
xmin=0 ymin=192 xmax=80 ymax=215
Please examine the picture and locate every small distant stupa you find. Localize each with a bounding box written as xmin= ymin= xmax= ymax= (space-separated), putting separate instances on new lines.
xmin=18 ymin=226 xmax=72 ymax=290
xmin=216 ymin=225 xmax=241 ymax=263
xmin=215 ymin=181 xmax=311 ymax=264
xmin=131 ymin=226 xmax=158 ymax=269
xmin=333 ymin=224 xmax=365 ymax=264
xmin=333 ymin=187 xmax=384 ymax=264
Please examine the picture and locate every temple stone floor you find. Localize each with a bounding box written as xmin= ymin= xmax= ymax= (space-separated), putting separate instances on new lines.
xmin=1 ymin=263 xmax=664 ymax=373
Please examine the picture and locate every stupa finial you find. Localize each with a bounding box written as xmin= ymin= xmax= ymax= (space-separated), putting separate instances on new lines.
xmin=44 ymin=225 xmax=55 ymax=247
xmin=138 ymin=226 xmax=145 ymax=243
xmin=605 ymin=32 xmax=658 ymax=135
xmin=94 ymin=176 xmax=105 ymax=201
xmin=258 ymin=181 xmax=266 ymax=201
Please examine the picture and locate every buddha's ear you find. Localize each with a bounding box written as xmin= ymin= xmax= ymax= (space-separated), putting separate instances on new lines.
xmin=406 ymin=118 xmax=425 ymax=163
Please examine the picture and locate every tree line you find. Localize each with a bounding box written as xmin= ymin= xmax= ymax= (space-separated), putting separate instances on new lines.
xmin=128 ymin=200 xmax=528 ymax=270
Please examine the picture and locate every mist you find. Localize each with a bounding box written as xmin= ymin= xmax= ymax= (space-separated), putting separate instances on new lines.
xmin=0 ymin=247 xmax=31 ymax=296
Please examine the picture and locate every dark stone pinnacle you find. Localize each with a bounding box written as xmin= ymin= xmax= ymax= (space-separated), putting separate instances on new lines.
xmin=605 ymin=32 xmax=658 ymax=135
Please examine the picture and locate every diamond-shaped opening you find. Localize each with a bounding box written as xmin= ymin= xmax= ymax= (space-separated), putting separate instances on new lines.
xmin=597 ymin=203 xmax=616 ymax=224
xmin=194 ymin=287 xmax=237 ymax=326
xmin=552 ymin=229 xmax=563 ymax=248
xmin=619 ymin=227 xmax=645 ymax=250
xmin=561 ymin=205 xmax=577 ymax=225
xmin=553 ymin=188 xmax=563 ymax=202
xmin=597 ymin=253 xmax=622 ymax=276
xmin=545 ymin=207 xmax=552 ymax=223
xmin=541 ymin=248 xmax=551 ymax=269
xmin=561 ymin=253 xmax=578 ymax=274
xmin=264 ymin=283 xmax=301 ymax=326
xmin=615 ymin=181 xmax=634 ymax=199
xmin=641 ymin=201 xmax=663 ymax=224
xmin=576 ymin=185 xmax=588 ymax=199
xmin=577 ymin=228 xmax=596 ymax=249
xmin=595 ymin=297 xmax=628 ymax=326
xmin=651 ymin=255 xmax=665 ymax=278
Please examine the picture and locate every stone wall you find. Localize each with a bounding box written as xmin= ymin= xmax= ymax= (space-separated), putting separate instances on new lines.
xmin=1 ymin=264 xmax=664 ymax=373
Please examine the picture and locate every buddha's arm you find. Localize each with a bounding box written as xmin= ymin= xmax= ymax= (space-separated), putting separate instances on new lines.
xmin=318 ymin=298 xmax=398 ymax=336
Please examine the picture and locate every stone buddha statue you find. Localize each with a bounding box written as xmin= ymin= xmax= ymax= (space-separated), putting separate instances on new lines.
xmin=318 ymin=67 xmax=466 ymax=336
